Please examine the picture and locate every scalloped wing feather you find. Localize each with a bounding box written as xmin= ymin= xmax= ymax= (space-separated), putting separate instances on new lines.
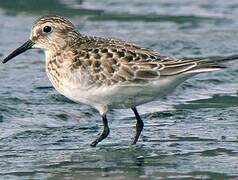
xmin=70 ymin=37 xmax=222 ymax=87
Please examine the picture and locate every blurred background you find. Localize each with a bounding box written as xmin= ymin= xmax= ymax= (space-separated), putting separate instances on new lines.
xmin=0 ymin=0 xmax=238 ymax=179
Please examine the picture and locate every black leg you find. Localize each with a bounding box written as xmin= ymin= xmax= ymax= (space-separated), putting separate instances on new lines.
xmin=90 ymin=114 xmax=110 ymax=147
xmin=131 ymin=107 xmax=144 ymax=144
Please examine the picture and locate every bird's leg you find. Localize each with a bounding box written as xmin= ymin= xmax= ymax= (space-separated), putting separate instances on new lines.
xmin=131 ymin=107 xmax=144 ymax=144
xmin=90 ymin=114 xmax=110 ymax=147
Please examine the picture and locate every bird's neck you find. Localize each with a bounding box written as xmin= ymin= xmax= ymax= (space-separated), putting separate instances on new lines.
xmin=45 ymin=47 xmax=74 ymax=91
xmin=46 ymin=44 xmax=74 ymax=62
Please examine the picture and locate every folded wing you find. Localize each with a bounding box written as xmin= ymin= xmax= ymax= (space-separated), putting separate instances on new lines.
xmin=71 ymin=37 xmax=224 ymax=87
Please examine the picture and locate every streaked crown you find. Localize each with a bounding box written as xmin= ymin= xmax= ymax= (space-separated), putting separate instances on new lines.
xmin=30 ymin=15 xmax=80 ymax=50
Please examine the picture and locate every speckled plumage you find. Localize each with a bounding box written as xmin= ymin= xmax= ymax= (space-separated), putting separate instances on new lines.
xmin=2 ymin=15 xmax=224 ymax=146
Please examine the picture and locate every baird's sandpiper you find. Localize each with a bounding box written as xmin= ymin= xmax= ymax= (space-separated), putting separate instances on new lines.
xmin=2 ymin=15 xmax=227 ymax=147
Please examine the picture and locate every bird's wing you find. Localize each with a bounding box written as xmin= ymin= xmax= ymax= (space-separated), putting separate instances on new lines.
xmin=71 ymin=37 xmax=222 ymax=87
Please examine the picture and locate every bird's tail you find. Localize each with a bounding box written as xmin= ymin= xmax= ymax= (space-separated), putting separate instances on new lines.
xmin=184 ymin=54 xmax=238 ymax=74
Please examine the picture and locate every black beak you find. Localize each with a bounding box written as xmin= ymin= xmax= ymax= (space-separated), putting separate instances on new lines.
xmin=2 ymin=40 xmax=34 ymax=64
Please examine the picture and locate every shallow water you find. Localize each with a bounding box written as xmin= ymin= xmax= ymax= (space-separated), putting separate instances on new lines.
xmin=0 ymin=0 xmax=238 ymax=179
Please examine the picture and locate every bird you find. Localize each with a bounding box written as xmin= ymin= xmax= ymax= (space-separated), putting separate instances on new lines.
xmin=2 ymin=15 xmax=229 ymax=147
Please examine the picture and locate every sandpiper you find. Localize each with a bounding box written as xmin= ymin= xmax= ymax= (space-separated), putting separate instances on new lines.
xmin=2 ymin=15 xmax=226 ymax=147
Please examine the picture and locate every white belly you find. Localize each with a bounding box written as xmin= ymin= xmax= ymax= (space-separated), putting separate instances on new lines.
xmin=50 ymin=72 xmax=192 ymax=114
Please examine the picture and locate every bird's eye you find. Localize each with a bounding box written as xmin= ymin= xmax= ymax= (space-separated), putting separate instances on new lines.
xmin=43 ymin=26 xmax=52 ymax=33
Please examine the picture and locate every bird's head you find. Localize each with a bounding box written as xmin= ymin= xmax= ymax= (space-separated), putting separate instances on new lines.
xmin=2 ymin=15 xmax=79 ymax=63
